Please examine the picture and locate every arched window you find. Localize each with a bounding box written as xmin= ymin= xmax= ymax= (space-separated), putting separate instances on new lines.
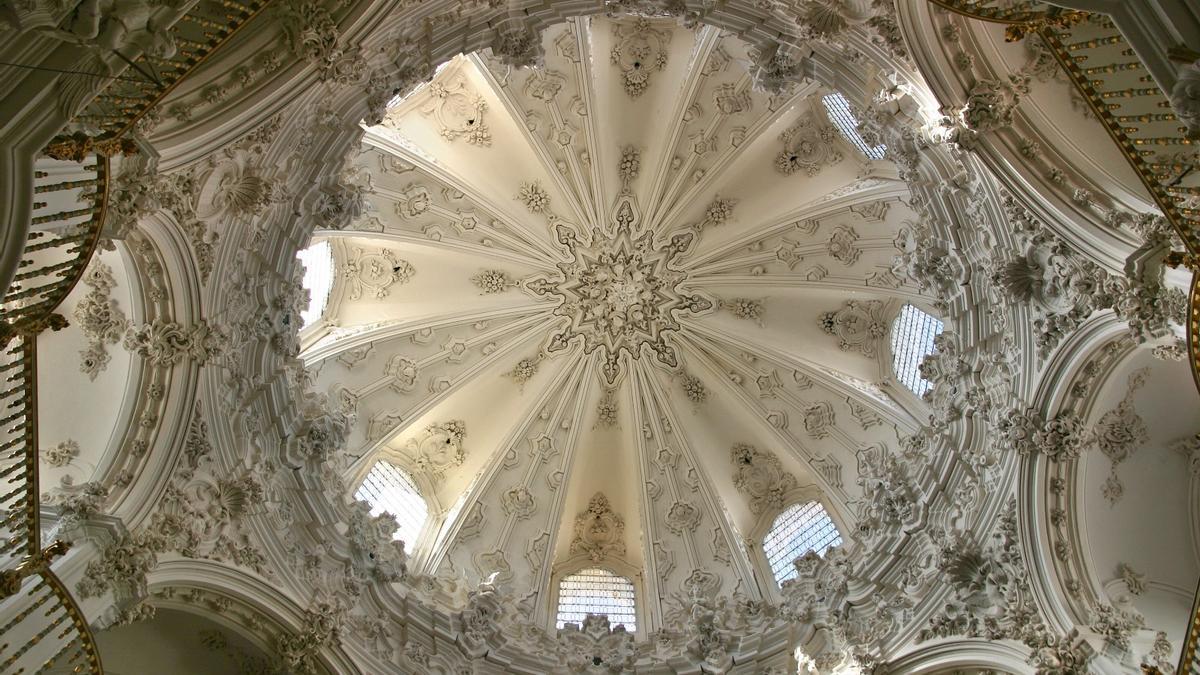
xmin=354 ymin=460 xmax=428 ymax=548
xmin=296 ymin=240 xmax=334 ymax=329
xmin=763 ymin=501 xmax=842 ymax=585
xmin=555 ymin=568 xmax=637 ymax=631
xmin=891 ymin=304 xmax=945 ymax=397
xmin=822 ymin=92 xmax=887 ymax=160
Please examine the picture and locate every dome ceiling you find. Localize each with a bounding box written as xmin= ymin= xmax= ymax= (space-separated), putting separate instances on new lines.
xmin=301 ymin=16 xmax=926 ymax=624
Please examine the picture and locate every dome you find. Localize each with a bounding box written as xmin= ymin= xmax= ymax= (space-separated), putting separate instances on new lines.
xmin=299 ymin=17 xmax=928 ymax=628
xmin=5 ymin=1 xmax=1198 ymax=673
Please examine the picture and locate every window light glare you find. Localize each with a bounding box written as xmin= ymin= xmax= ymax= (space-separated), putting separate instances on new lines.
xmin=891 ymin=304 xmax=945 ymax=397
xmin=821 ymin=92 xmax=887 ymax=160
xmin=354 ymin=461 xmax=428 ymax=548
xmin=763 ymin=501 xmax=842 ymax=586
xmin=296 ymin=240 xmax=334 ymax=329
xmin=555 ymin=568 xmax=637 ymax=631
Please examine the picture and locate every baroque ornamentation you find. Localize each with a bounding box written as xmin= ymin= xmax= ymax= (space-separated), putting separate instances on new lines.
xmin=665 ymin=500 xmax=701 ymax=535
xmin=610 ymin=19 xmax=670 ymax=98
xmin=123 ymin=319 xmax=228 ymax=366
xmin=73 ymin=260 xmax=127 ymax=379
xmin=920 ymin=501 xmax=1094 ymax=674
xmin=1093 ymin=368 xmax=1149 ymax=466
xmin=42 ymin=439 xmax=80 ymax=467
xmin=419 ymin=69 xmax=492 ymax=145
xmin=730 ymin=444 xmax=797 ymax=515
xmin=994 ymin=194 xmax=1186 ymax=357
xmin=529 ymin=198 xmax=712 ymax=384
xmin=775 ymin=112 xmax=842 ymax=176
xmin=471 ymin=269 xmax=515 ymax=294
xmin=1170 ymin=60 xmax=1200 ymax=138
xmin=555 ymin=615 xmax=636 ymax=672
xmin=406 ymin=420 xmax=467 ymax=480
xmin=517 ymin=180 xmax=551 ymax=214
xmin=88 ymin=15 xmax=1139 ymax=675
xmin=819 ymin=300 xmax=886 ymax=357
xmin=826 ymin=225 xmax=861 ymax=266
xmin=1116 ymin=562 xmax=1147 ymax=596
xmin=342 ymin=248 xmax=415 ymax=300
xmin=500 ymin=485 xmax=537 ymax=519
xmin=720 ymin=297 xmax=764 ymax=326
xmin=799 ymin=0 xmax=876 ymax=37
xmin=570 ymin=492 xmax=627 ymax=562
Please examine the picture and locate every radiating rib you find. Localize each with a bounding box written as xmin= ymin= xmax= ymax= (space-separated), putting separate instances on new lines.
xmin=680 ymin=181 xmax=906 ymax=273
xmin=342 ymin=310 xmax=564 ymax=458
xmin=363 ymin=128 xmax=566 ymax=263
xmin=684 ymin=274 xmax=926 ymax=302
xmin=572 ymin=18 xmax=613 ymax=226
xmin=679 ymin=316 xmax=919 ymax=432
xmin=422 ymin=348 xmax=589 ymax=577
xmin=301 ymin=303 xmax=554 ymax=366
xmin=651 ymin=80 xmax=819 ymax=232
xmin=671 ymin=331 xmax=853 ymax=513
xmin=640 ymin=26 xmax=723 ymax=222
xmin=359 ymin=186 xmax=562 ymax=270
xmin=632 ymin=359 xmax=763 ymax=598
xmin=469 ymin=52 xmax=594 ymax=231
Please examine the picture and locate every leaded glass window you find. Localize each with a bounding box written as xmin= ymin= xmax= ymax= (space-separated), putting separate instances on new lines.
xmin=354 ymin=461 xmax=428 ymax=548
xmin=763 ymin=501 xmax=842 ymax=585
xmin=555 ymin=568 xmax=637 ymax=631
xmin=891 ymin=304 xmax=945 ymax=397
xmin=822 ymin=92 xmax=887 ymax=160
xmin=297 ymin=240 xmax=335 ymax=329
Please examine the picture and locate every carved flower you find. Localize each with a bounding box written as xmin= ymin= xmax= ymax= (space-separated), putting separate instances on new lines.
xmin=517 ymin=181 xmax=550 ymax=213
xmin=704 ymin=197 xmax=735 ymax=226
xmin=618 ymin=146 xmax=641 ymax=183
xmin=508 ymin=357 xmax=539 ymax=384
xmin=42 ymin=440 xmax=80 ymax=467
xmin=79 ymin=344 xmax=112 ymax=380
xmin=724 ymin=298 xmax=764 ymax=324
xmin=681 ymin=374 xmax=707 ymax=404
xmin=472 ymin=269 xmax=512 ymax=294
xmin=596 ymin=396 xmax=618 ymax=427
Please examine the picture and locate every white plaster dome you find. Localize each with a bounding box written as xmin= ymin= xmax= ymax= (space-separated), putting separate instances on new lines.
xmin=299 ymin=15 xmax=932 ymax=635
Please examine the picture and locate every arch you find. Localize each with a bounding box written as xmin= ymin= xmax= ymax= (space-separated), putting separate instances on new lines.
xmin=554 ymin=567 xmax=638 ymax=632
xmin=763 ymin=500 xmax=843 ymax=586
xmin=885 ymin=637 xmax=1033 ymax=674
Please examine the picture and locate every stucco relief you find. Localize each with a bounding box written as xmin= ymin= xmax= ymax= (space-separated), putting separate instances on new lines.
xmin=73 ymin=260 xmax=127 ymax=379
xmin=610 ymin=19 xmax=670 ymax=98
xmin=730 ymin=443 xmax=797 ymax=515
xmin=417 ymin=70 xmax=492 ymax=146
xmin=341 ymin=247 xmax=415 ymax=300
xmin=569 ymin=492 xmax=627 ymax=563
xmin=819 ymin=299 xmax=886 ymax=358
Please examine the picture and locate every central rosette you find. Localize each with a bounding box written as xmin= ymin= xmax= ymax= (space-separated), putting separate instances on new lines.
xmin=531 ymin=197 xmax=713 ymax=384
